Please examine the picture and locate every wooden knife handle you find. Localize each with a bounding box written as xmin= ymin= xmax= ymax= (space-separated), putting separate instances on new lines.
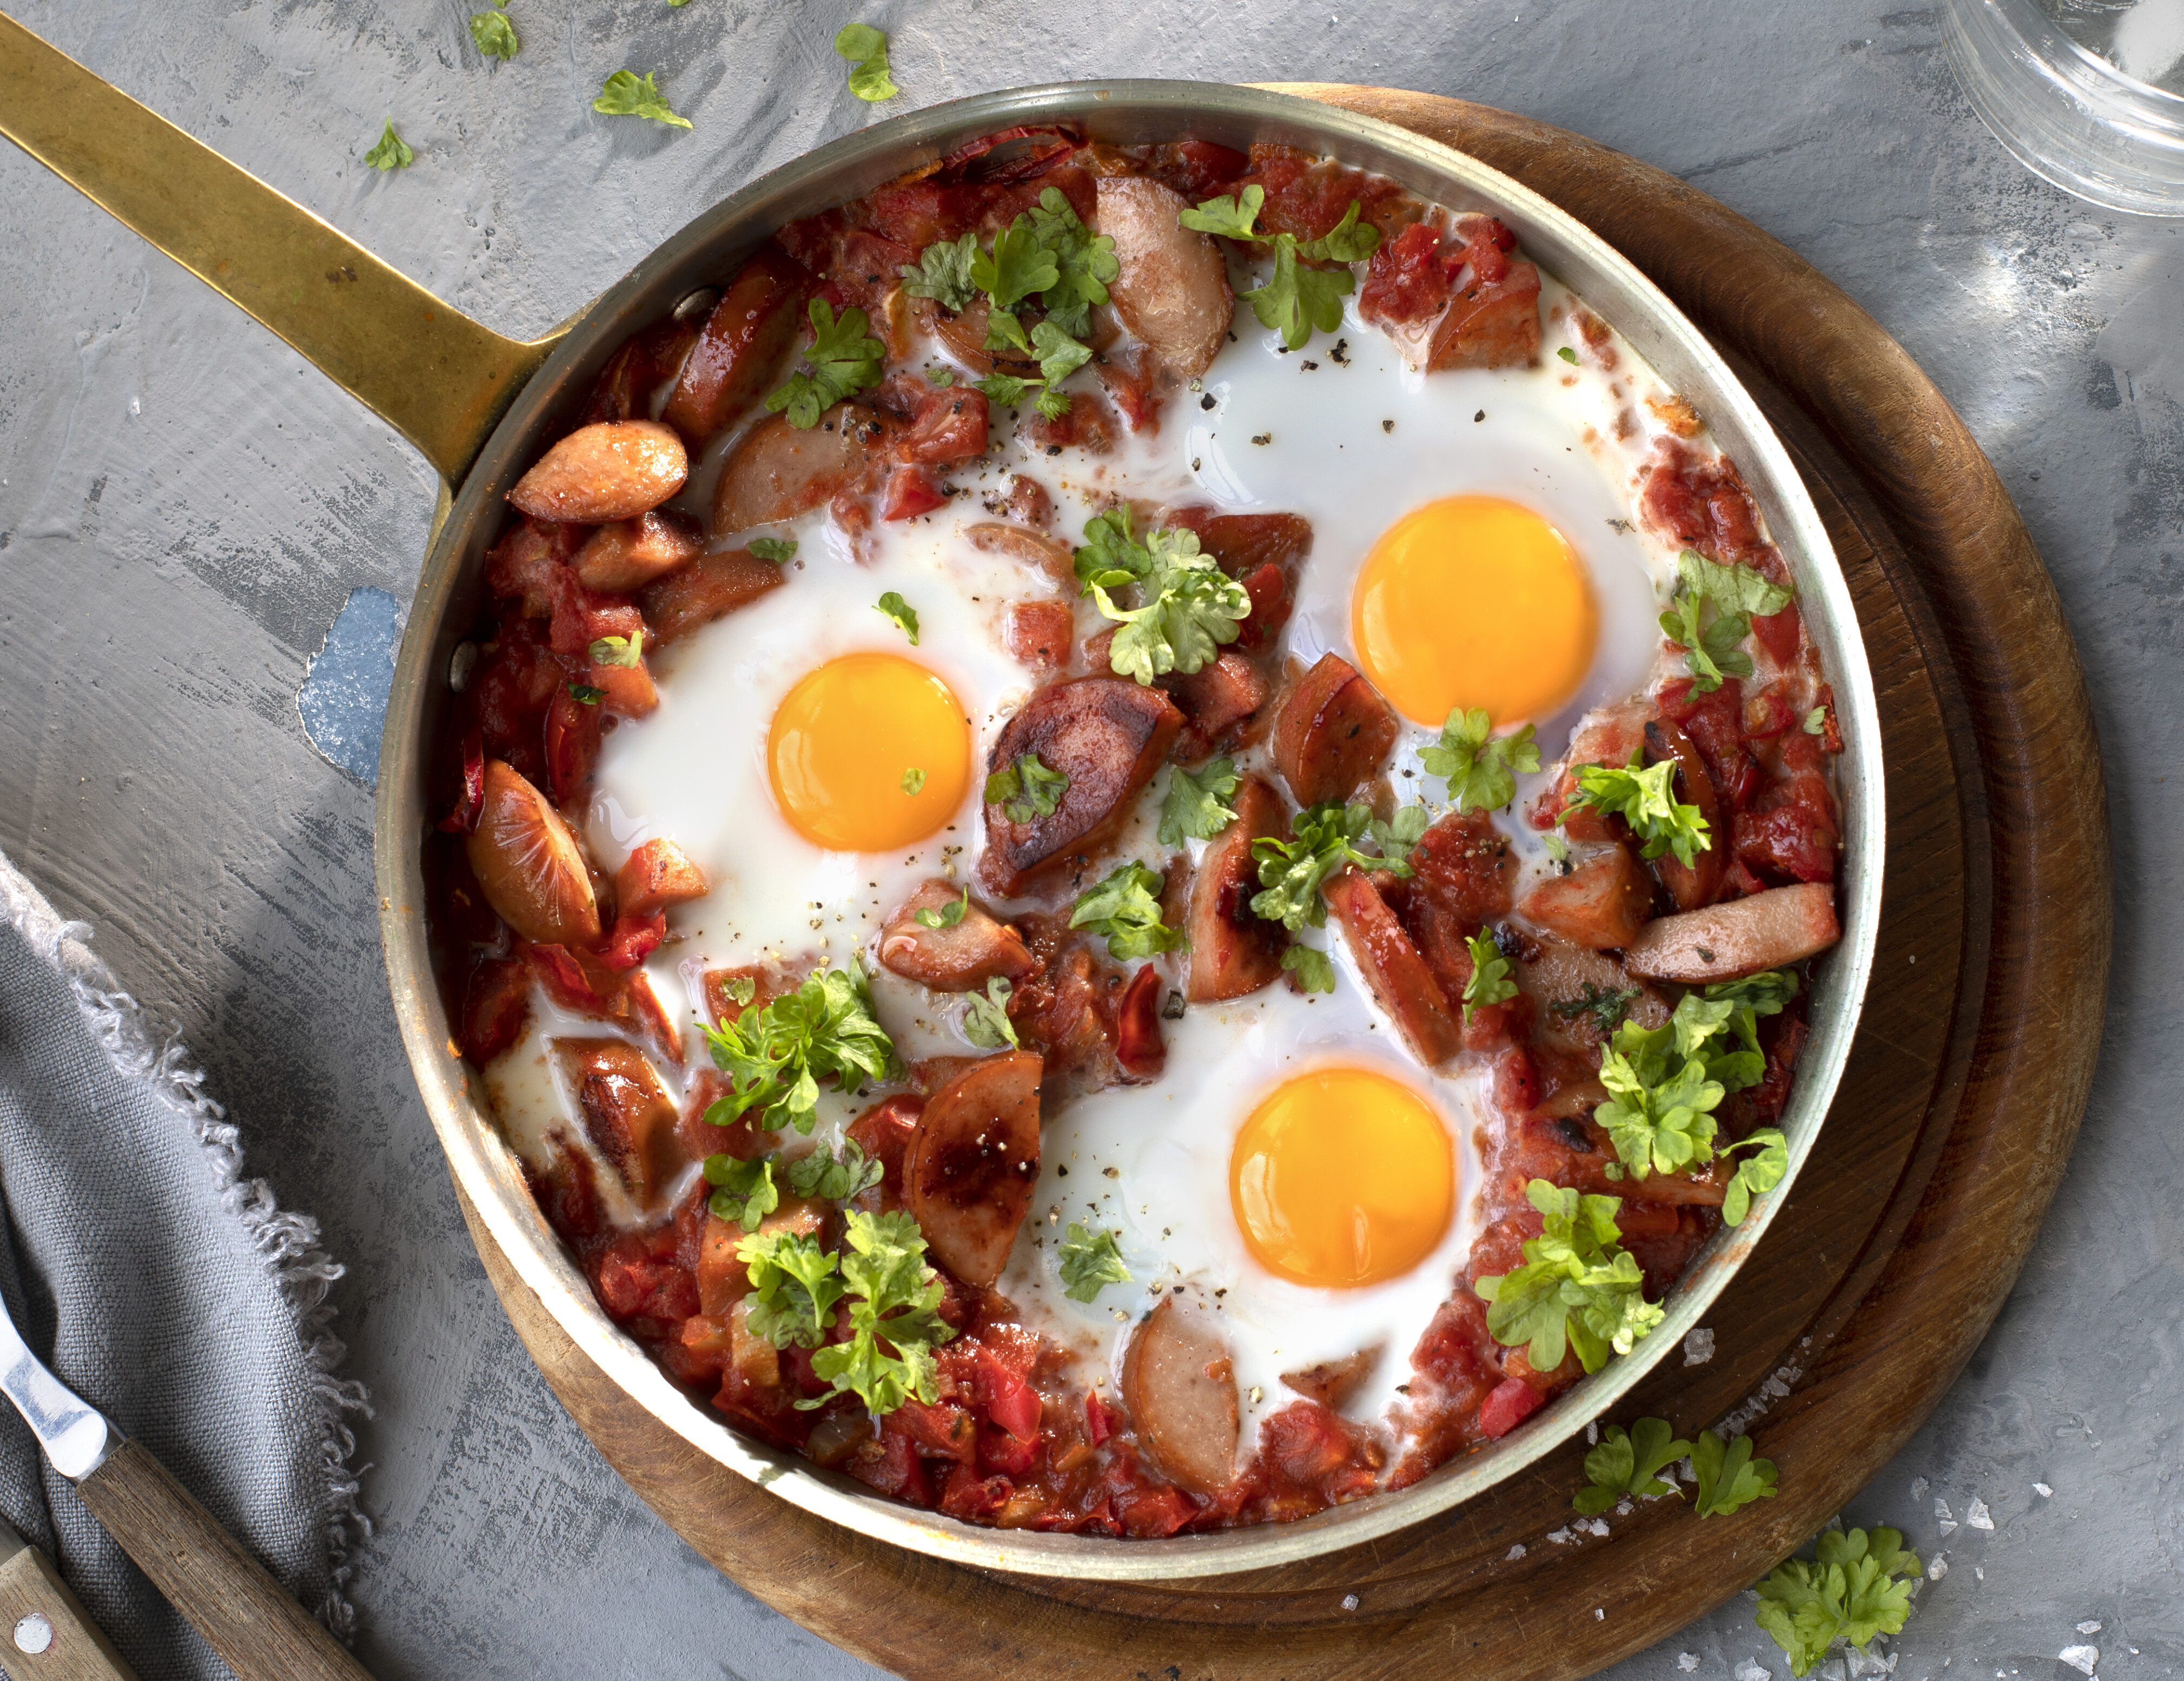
xmin=72 ymin=1441 xmax=372 ymax=1681
xmin=0 ymin=1538 xmax=138 ymax=1679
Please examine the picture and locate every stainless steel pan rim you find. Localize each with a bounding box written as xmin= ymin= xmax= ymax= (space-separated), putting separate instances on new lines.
xmin=374 ymin=79 xmax=1883 ymax=1581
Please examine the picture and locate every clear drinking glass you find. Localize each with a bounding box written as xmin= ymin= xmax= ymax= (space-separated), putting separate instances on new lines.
xmin=1943 ymin=0 xmax=2184 ymax=214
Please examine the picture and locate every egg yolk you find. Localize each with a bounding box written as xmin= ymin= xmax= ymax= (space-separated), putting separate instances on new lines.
xmin=1351 ymin=493 xmax=1599 ymax=727
xmin=1229 ymin=1067 xmax=1455 ymax=1289
xmin=766 ymin=652 xmax=970 ymax=851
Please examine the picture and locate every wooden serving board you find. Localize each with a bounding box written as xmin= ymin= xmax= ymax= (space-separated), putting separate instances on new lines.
xmin=453 ymin=88 xmax=2111 ymax=1679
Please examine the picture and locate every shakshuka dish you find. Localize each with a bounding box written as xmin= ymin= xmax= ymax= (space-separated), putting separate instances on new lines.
xmin=425 ymin=128 xmax=1845 ymax=1536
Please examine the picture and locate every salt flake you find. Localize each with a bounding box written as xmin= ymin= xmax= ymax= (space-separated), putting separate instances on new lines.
xmin=1679 ymin=1657 xmax=1701 ymax=1674
xmin=1684 ymin=1327 xmax=1716 ymax=1366
xmin=1911 ymin=1476 xmax=1930 ymax=1499
xmin=1506 ymin=1544 xmax=1527 ymax=1560
xmin=2057 ymin=1646 xmax=2097 ymax=1676
xmin=1965 ymin=1498 xmax=1994 ymax=1531
xmin=1735 ymin=1659 xmax=1775 ymax=1681
xmin=2034 ymin=1483 xmax=2054 ymax=1498
xmin=1928 ymin=1556 xmax=1949 ymax=1580
xmin=1584 ymin=1517 xmax=1610 ymax=1537
xmin=1547 ymin=1527 xmax=1574 ymax=1544
xmin=2077 ymin=1622 xmax=2102 ymax=1636
xmin=1341 ymin=1593 xmax=1360 ymax=1611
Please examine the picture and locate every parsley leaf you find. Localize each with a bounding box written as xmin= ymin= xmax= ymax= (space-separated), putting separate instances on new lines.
xmin=984 ymin=752 xmax=1068 ymax=824
xmin=1804 ymin=706 xmax=1828 ymax=736
xmin=1473 ymin=1179 xmax=1665 ymax=1374
xmin=1573 ymin=1417 xmax=1695 ymax=1514
xmin=875 ymin=591 xmax=919 ymax=644
xmin=914 ymin=887 xmax=968 ymax=930
xmin=1159 ymin=757 xmax=1240 ymax=846
xmin=739 ymin=1228 xmax=845 ymax=1348
xmin=901 ymin=233 xmax=980 ymax=313
xmin=1421 ymin=709 xmax=1540 ymax=812
xmin=1592 ymin=980 xmax=1796 ymax=1218
xmin=1566 ymin=755 xmax=1712 ymax=867
xmin=1550 ymin=981 xmax=1642 ymax=1037
xmin=701 ymin=966 xmax=897 ymax=1135
xmin=1058 ymin=1223 xmax=1131 ymax=1302
xmin=1074 ymin=515 xmax=1249 ymax=684
xmin=593 ymin=69 xmax=691 ymax=128
xmin=567 ymin=681 xmax=605 ymax=705
xmin=900 ymin=767 xmax=926 ymax=795
xmin=747 ymin=537 xmax=797 ymax=564
xmin=724 ymin=975 xmax=758 ymax=1008
xmin=1692 ymin=1426 xmax=1780 ymax=1518
xmin=783 ymin=1139 xmax=885 ymax=1203
xmin=972 ymin=220 xmax=1060 ymax=318
xmin=1659 ymin=549 xmax=1793 ymax=693
xmin=1542 ymin=831 xmax=1571 ymax=867
xmin=832 ymin=23 xmax=898 ymax=102
xmin=1070 ymin=862 xmax=1185 ymax=960
xmin=590 ymin=629 xmax=643 ymax=667
xmin=365 ymin=119 xmax=414 ymax=171
xmin=765 ymin=299 xmax=885 ymax=430
xmin=1026 ymin=188 xmax=1121 ymax=335
xmin=1249 ymin=801 xmax=1407 ymax=931
xmin=1368 ymin=803 xmax=1433 ymax=871
xmin=468 ymin=4 xmax=519 ymax=62
xmin=1462 ymin=928 xmax=1518 ymax=1023
xmin=805 ymin=1210 xmax=952 ymax=1413
xmin=1754 ymin=1527 xmax=1921 ymax=1678
xmin=1179 ymin=185 xmax=1381 ymax=352
xmin=1281 ymin=944 xmax=1336 ymax=993
xmin=703 ymin=1153 xmax=779 ymax=1232
xmin=962 ymin=976 xmax=1018 ymax=1049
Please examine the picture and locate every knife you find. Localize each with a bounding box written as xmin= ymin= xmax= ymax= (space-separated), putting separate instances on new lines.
xmin=0 ymin=1289 xmax=373 ymax=1681
xmin=0 ymin=1509 xmax=136 ymax=1679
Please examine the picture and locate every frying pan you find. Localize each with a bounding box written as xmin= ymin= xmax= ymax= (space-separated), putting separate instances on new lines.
xmin=0 ymin=14 xmax=1883 ymax=1582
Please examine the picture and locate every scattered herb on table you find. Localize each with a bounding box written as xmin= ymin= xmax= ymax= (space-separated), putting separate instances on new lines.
xmin=365 ymin=119 xmax=414 ymax=171
xmin=593 ymin=69 xmax=692 ymax=129
xmin=833 ymin=23 xmax=898 ymax=102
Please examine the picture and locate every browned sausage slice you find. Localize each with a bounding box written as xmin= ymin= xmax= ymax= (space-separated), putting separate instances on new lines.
xmin=1097 ymin=177 xmax=1233 ymax=380
xmin=1514 ymin=934 xmax=1669 ymax=1057
xmin=661 ymin=244 xmax=809 ymax=444
xmin=1272 ymin=652 xmax=1400 ymax=808
xmin=903 ymin=1051 xmax=1043 ymax=1287
xmin=553 ymin=1038 xmax=681 ymax=1208
xmin=509 ymin=420 xmax=689 ymax=523
xmin=1519 ymin=846 xmax=1654 ymax=950
xmin=877 ymin=880 xmax=1037 ymax=992
xmin=712 ymin=409 xmax=872 ymax=535
xmin=1325 ymin=868 xmax=1465 ymax=1066
xmin=638 ymin=548 xmax=786 ymax=646
xmin=1623 ymin=883 xmax=1839 ymax=983
xmin=468 ymin=759 xmax=600 ymax=945
xmin=1186 ymin=773 xmax=1289 ymax=1002
xmin=977 ymin=678 xmax=1182 ymax=897
xmin=573 ymin=509 xmax=704 ymax=593
xmin=1280 ymin=1345 xmax=1382 ymax=1411
xmin=1120 ymin=1295 xmax=1240 ymax=1495
xmin=1643 ymin=718 xmax=1727 ymax=911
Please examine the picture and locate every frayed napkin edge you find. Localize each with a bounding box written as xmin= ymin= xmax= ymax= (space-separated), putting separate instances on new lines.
xmin=0 ymin=849 xmax=374 ymax=1640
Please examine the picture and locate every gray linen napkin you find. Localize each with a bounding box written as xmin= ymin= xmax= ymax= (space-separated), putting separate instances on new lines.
xmin=0 ymin=850 xmax=368 ymax=1681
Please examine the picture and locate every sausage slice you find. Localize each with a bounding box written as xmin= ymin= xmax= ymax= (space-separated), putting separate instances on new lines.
xmin=1120 ymin=1295 xmax=1240 ymax=1495
xmin=903 ymin=1051 xmax=1042 ymax=1287
xmin=509 ymin=420 xmax=688 ymax=523
xmin=1185 ymin=773 xmax=1289 ymax=1002
xmin=1323 ymin=868 xmax=1465 ymax=1067
xmin=1623 ymin=883 xmax=1839 ymax=983
xmin=467 ymin=759 xmax=600 ymax=946
xmin=1272 ymin=653 xmax=1399 ymax=808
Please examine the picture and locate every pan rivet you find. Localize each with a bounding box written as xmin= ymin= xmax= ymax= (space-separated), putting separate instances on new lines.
xmin=13 ymin=1613 xmax=53 ymax=1654
xmin=673 ymin=286 xmax=722 ymax=326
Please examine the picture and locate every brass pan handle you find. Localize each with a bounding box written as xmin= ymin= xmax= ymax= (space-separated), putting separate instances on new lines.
xmin=0 ymin=10 xmax=558 ymax=487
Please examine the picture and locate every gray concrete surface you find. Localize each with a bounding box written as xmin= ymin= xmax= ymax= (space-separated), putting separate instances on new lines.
xmin=1 ymin=2 xmax=2177 ymax=1677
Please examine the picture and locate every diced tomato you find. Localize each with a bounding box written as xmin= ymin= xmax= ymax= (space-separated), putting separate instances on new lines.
xmin=663 ymin=1313 xmax=733 ymax=1385
xmin=894 ymin=1397 xmax=976 ymax=1462
xmin=1131 ymin=139 xmax=1250 ymax=202
xmin=938 ymin=1462 xmax=1014 ymax=1523
xmin=882 ymin=464 xmax=948 ymax=522
xmin=1236 ymin=143 xmax=1414 ymax=243
xmin=543 ymin=682 xmax=602 ymax=806
xmin=590 ymin=1230 xmax=699 ymax=1325
xmin=483 ymin=517 xmax=583 ymax=618
xmin=1360 ymin=221 xmax=1457 ymax=325
xmin=1464 ymin=1209 xmax=1544 ymax=1295
xmin=817 ymin=228 xmax=917 ymax=324
xmin=845 ymin=1094 xmax=924 ymax=1212
xmin=1410 ymin=1293 xmax=1495 ymax=1392
xmin=459 ymin=957 xmax=531 ymax=1065
xmin=985 ymin=1376 xmax=1043 ymax=1444
xmin=525 ymin=941 xmax=613 ymax=1014
xmin=1084 ymin=1391 xmax=1117 ymax=1446
xmin=599 ymin=910 xmax=666 ymax=971
xmin=1109 ymin=1478 xmax=1196 ymax=1539
xmin=1232 ymin=562 xmax=1294 ymax=653
xmin=1114 ymin=964 xmax=1166 ymax=1082
xmin=1752 ymin=601 xmax=1802 ymax=666
xmin=977 ymin=1422 xmax=1042 ymax=1477
xmin=859 ymin=177 xmax=996 ymax=252
xmin=1742 ymin=685 xmax=1801 ymax=742
xmin=1492 ymin=1044 xmax=1541 ymax=1115
xmin=845 ymin=1420 xmax=937 ymax=1506
xmin=1092 ymin=348 xmax=1162 ymax=434
xmin=438 ymin=730 xmax=486 ymax=833
xmin=1003 ymin=600 xmax=1072 ymax=669
xmin=893 ymin=382 xmax=990 ymax=467
xmin=1477 ymin=1376 xmax=1546 ymax=1439
xmin=1658 ymin=676 xmax=1749 ymax=809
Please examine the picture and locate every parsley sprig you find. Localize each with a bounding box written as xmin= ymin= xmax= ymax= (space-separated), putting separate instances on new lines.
xmin=1249 ymin=800 xmax=1410 ymax=931
xmin=1564 ymin=755 xmax=1711 ymax=867
xmin=973 ymin=319 xmax=1093 ymax=422
xmin=1058 ymin=1223 xmax=1131 ymax=1302
xmin=1593 ymin=974 xmax=1797 ymax=1223
xmin=1177 ymin=186 xmax=1383 ymax=350
xmin=365 ymin=119 xmax=414 ymax=171
xmin=1573 ymin=1417 xmax=1694 ymax=1514
xmin=1069 ymin=862 xmax=1185 ymax=960
xmin=741 ymin=1210 xmax=956 ymax=1415
xmin=874 ymin=591 xmax=919 ymax=644
xmin=1462 ymin=929 xmax=1518 ymax=1024
xmin=590 ymin=629 xmax=643 ymax=667
xmin=1159 ymin=757 xmax=1240 ymax=846
xmin=961 ymin=976 xmax=1018 ymax=1050
xmin=1550 ymin=981 xmax=1642 ymax=1037
xmin=1281 ymin=945 xmax=1336 ymax=992
xmin=1754 ymin=1527 xmax=1921 ymax=1678
xmin=985 ymin=752 xmax=1068 ymax=824
xmin=700 ymin=967 xmax=897 ymax=1135
xmin=833 ymin=23 xmax=898 ymax=102
xmin=765 ymin=299 xmax=885 ymax=431
xmin=1072 ymin=509 xmax=1250 ymax=685
xmin=593 ymin=69 xmax=691 ymax=129
xmin=1692 ymin=1426 xmax=1780 ymax=1518
xmin=468 ymin=2 xmax=518 ymax=61
xmin=1660 ymin=549 xmax=1795 ymax=693
xmin=1473 ymin=1179 xmax=1665 ymax=1375
xmin=703 ymin=1141 xmax=885 ymax=1230
xmin=1421 ymin=709 xmax=1540 ymax=812
xmin=914 ymin=887 xmax=969 ymax=930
